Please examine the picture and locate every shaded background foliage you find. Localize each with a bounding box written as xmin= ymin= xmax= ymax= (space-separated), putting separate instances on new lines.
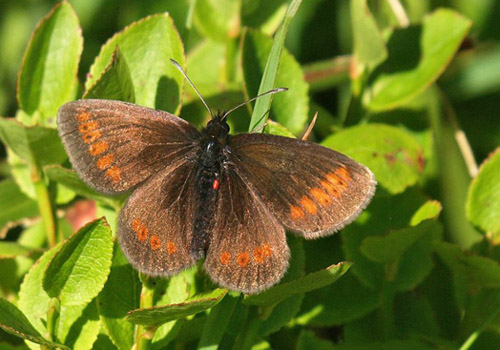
xmin=1 ymin=0 xmax=500 ymax=350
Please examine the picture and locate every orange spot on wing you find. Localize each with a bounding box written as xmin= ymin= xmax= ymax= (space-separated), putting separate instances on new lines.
xmin=96 ymin=154 xmax=114 ymax=169
xmin=253 ymin=247 xmax=265 ymax=264
xmin=132 ymin=219 xmax=148 ymax=242
xmin=79 ymin=121 xmax=99 ymax=134
xmin=166 ymin=242 xmax=177 ymax=255
xmin=262 ymin=244 xmax=272 ymax=257
xmin=300 ymin=196 xmax=318 ymax=215
xmin=106 ymin=166 xmax=122 ymax=183
xmin=310 ymin=188 xmax=332 ymax=206
xmin=320 ymin=180 xmax=341 ymax=197
xmin=89 ymin=141 xmax=109 ymax=156
xmin=336 ymin=167 xmax=351 ymax=182
xmin=290 ymin=205 xmax=305 ymax=221
xmin=237 ymin=252 xmax=250 ymax=267
xmin=82 ymin=130 xmax=101 ymax=144
xmin=77 ymin=113 xmax=91 ymax=122
xmin=326 ymin=172 xmax=347 ymax=187
xmin=150 ymin=235 xmax=161 ymax=250
xmin=220 ymin=252 xmax=231 ymax=265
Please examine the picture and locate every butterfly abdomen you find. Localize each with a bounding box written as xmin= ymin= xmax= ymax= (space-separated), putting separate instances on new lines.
xmin=191 ymin=138 xmax=225 ymax=259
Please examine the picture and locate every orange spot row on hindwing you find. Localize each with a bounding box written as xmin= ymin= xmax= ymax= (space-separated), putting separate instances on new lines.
xmin=132 ymin=218 xmax=177 ymax=255
xmin=220 ymin=244 xmax=273 ymax=266
xmin=76 ymin=112 xmax=121 ymax=183
xmin=289 ymin=166 xmax=352 ymax=221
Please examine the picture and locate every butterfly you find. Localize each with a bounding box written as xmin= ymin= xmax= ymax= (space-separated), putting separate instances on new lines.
xmin=57 ymin=63 xmax=376 ymax=294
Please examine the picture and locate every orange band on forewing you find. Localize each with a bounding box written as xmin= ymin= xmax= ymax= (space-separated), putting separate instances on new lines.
xmin=77 ymin=113 xmax=91 ymax=123
xmin=150 ymin=235 xmax=161 ymax=250
xmin=290 ymin=205 xmax=305 ymax=221
xmin=220 ymin=252 xmax=231 ymax=265
xmin=82 ymin=130 xmax=102 ymax=144
xmin=79 ymin=121 xmax=99 ymax=134
xmin=310 ymin=188 xmax=332 ymax=206
xmin=89 ymin=141 xmax=109 ymax=156
xmin=96 ymin=154 xmax=114 ymax=169
xmin=166 ymin=241 xmax=177 ymax=255
xmin=300 ymin=196 xmax=318 ymax=215
xmin=237 ymin=252 xmax=250 ymax=267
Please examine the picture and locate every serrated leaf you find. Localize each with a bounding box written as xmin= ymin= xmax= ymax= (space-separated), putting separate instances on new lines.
xmin=43 ymin=218 xmax=113 ymax=306
xmin=0 ymin=299 xmax=69 ymax=350
xmin=84 ymin=46 xmax=135 ymax=102
xmin=350 ymin=0 xmax=387 ymax=67
xmin=0 ymin=179 xmax=38 ymax=233
xmin=97 ymin=243 xmax=140 ymax=350
xmin=18 ymin=244 xmax=61 ymax=338
xmin=466 ymin=148 xmax=500 ymax=235
xmin=365 ymin=8 xmax=471 ymax=111
xmin=194 ymin=0 xmax=241 ymax=42
xmin=87 ymin=14 xmax=184 ymax=113
xmin=0 ymin=118 xmax=67 ymax=168
xmin=244 ymin=262 xmax=351 ymax=306
xmin=126 ymin=289 xmax=227 ymax=327
xmin=323 ymin=124 xmax=423 ymax=194
xmin=242 ymin=28 xmax=308 ymax=135
xmin=17 ymin=1 xmax=82 ymax=122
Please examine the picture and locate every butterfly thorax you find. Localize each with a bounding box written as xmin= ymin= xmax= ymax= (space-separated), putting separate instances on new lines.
xmin=191 ymin=114 xmax=231 ymax=258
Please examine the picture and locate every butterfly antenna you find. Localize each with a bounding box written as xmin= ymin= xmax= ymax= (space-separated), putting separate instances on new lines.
xmin=221 ymin=87 xmax=288 ymax=121
xmin=170 ymin=59 xmax=214 ymax=119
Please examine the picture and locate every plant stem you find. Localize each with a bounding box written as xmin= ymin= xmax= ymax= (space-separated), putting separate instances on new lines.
xmin=459 ymin=300 xmax=500 ymax=350
xmin=136 ymin=278 xmax=156 ymax=350
xmin=32 ymin=165 xmax=57 ymax=247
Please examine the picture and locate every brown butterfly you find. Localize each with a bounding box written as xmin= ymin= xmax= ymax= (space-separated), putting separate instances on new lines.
xmin=57 ymin=62 xmax=376 ymax=293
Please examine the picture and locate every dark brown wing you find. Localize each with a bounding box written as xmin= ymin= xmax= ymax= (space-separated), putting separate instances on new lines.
xmin=117 ymin=159 xmax=199 ymax=276
xmin=204 ymin=164 xmax=290 ymax=294
xmin=57 ymin=99 xmax=200 ymax=194
xmin=226 ymin=133 xmax=376 ymax=238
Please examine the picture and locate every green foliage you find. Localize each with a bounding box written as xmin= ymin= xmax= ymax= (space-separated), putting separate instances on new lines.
xmin=0 ymin=0 xmax=499 ymax=349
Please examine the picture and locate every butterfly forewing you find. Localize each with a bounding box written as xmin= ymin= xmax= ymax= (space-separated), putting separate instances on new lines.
xmin=204 ymin=166 xmax=290 ymax=294
xmin=118 ymin=159 xmax=200 ymax=276
xmin=229 ymin=134 xmax=376 ymax=238
xmin=57 ymin=99 xmax=200 ymax=194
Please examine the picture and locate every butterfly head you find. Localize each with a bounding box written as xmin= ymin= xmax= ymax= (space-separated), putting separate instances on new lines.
xmin=204 ymin=111 xmax=230 ymax=141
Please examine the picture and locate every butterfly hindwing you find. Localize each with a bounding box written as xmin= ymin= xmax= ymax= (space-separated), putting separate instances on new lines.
xmin=117 ymin=159 xmax=200 ymax=276
xmin=57 ymin=99 xmax=200 ymax=194
xmin=204 ymin=165 xmax=290 ymax=294
xmin=228 ymin=134 xmax=376 ymax=238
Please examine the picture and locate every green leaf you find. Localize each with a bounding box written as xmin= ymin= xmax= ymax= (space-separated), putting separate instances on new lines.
xmin=295 ymin=272 xmax=380 ymax=327
xmin=186 ymin=39 xmax=225 ymax=93
xmin=331 ymin=339 xmax=434 ymax=350
xmin=365 ymin=8 xmax=471 ymax=111
xmin=18 ymin=244 xmax=61 ymax=337
xmin=242 ymin=28 xmax=309 ymax=135
xmin=126 ymin=289 xmax=227 ymax=327
xmin=244 ymin=262 xmax=351 ymax=306
xmin=197 ymin=294 xmax=238 ymax=350
xmin=350 ymin=0 xmax=387 ymax=67
xmin=0 ymin=298 xmax=69 ymax=349
xmin=0 ymin=118 xmax=67 ymax=168
xmin=17 ymin=1 xmax=82 ymax=122
xmin=466 ymin=148 xmax=500 ymax=235
xmin=360 ymin=220 xmax=437 ymax=264
xmin=44 ymin=165 xmax=117 ymax=206
xmin=0 ymin=179 xmax=38 ymax=233
xmin=194 ymin=0 xmax=241 ymax=42
xmin=58 ymin=301 xmax=101 ymax=350
xmin=87 ymin=14 xmax=184 ymax=113
xmin=84 ymin=46 xmax=135 ymax=102
xmin=263 ymin=120 xmax=295 ymax=137
xmin=323 ymin=124 xmax=423 ymax=194
xmin=97 ymin=243 xmax=140 ymax=350
xmin=247 ymin=0 xmax=304 ymax=133
xmin=0 ymin=242 xmax=33 ymax=259
xmin=297 ymin=330 xmax=334 ymax=350
xmin=410 ymin=200 xmax=442 ymax=226
xmin=43 ymin=218 xmax=113 ymax=306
